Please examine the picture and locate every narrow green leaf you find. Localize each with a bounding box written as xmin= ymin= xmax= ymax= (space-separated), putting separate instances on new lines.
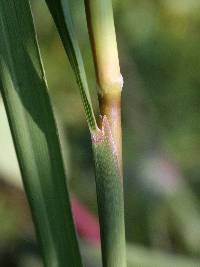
xmin=45 ymin=0 xmax=97 ymax=132
xmin=92 ymin=117 xmax=126 ymax=267
xmin=44 ymin=2 xmax=126 ymax=266
xmin=0 ymin=1 xmax=82 ymax=267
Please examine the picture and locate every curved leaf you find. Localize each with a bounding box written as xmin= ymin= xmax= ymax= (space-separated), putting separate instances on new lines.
xmin=45 ymin=0 xmax=97 ymax=132
xmin=0 ymin=1 xmax=82 ymax=266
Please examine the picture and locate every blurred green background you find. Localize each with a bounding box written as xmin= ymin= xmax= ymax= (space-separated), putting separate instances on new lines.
xmin=1 ymin=0 xmax=200 ymax=266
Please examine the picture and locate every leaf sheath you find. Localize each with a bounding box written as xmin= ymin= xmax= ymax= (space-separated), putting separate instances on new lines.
xmin=92 ymin=117 xmax=126 ymax=267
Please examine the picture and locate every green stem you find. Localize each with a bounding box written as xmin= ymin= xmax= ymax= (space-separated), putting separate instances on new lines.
xmin=84 ymin=0 xmax=123 ymax=172
xmin=85 ymin=1 xmax=126 ymax=266
xmin=92 ymin=118 xmax=126 ymax=267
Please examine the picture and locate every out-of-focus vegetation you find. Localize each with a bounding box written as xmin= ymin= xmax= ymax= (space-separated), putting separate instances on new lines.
xmin=1 ymin=0 xmax=200 ymax=266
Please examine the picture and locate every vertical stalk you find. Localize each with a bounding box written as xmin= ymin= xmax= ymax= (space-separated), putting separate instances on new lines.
xmin=84 ymin=0 xmax=123 ymax=173
xmin=85 ymin=1 xmax=126 ymax=267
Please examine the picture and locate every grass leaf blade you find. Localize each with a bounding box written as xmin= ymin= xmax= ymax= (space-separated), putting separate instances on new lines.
xmin=45 ymin=0 xmax=97 ymax=132
xmin=0 ymin=1 xmax=82 ymax=266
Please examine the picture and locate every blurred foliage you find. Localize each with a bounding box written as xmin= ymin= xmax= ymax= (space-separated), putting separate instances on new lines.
xmin=1 ymin=0 xmax=200 ymax=266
